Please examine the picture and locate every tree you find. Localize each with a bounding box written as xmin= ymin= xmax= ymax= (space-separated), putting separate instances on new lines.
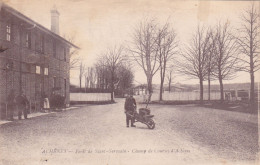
xmin=79 ymin=61 xmax=86 ymax=90
xmin=104 ymin=45 xmax=125 ymax=101
xmin=129 ymin=18 xmax=160 ymax=101
xmin=213 ymin=21 xmax=239 ymax=102
xmin=206 ymin=29 xmax=218 ymax=101
xmin=177 ymin=25 xmax=211 ymax=103
xmin=166 ymin=65 xmax=174 ymax=93
xmin=95 ymin=57 xmax=108 ymax=89
xmin=115 ymin=64 xmax=134 ymax=96
xmin=156 ymin=23 xmax=178 ymax=101
xmin=63 ymin=34 xmax=80 ymax=70
xmin=237 ymin=3 xmax=260 ymax=109
xmin=85 ymin=67 xmax=97 ymax=89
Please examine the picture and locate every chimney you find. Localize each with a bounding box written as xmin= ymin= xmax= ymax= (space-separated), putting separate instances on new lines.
xmin=50 ymin=5 xmax=60 ymax=35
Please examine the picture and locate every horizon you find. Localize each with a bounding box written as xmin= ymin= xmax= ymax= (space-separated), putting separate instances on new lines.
xmin=70 ymin=81 xmax=258 ymax=88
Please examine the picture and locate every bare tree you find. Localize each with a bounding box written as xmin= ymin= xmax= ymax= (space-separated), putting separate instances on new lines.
xmin=129 ymin=18 xmax=160 ymax=101
xmin=117 ymin=64 xmax=134 ymax=96
xmin=166 ymin=65 xmax=174 ymax=93
xmin=79 ymin=61 xmax=86 ymax=90
xmin=156 ymin=23 xmax=178 ymax=101
xmin=70 ymin=50 xmax=81 ymax=70
xmin=95 ymin=57 xmax=107 ymax=89
xmin=213 ymin=21 xmax=239 ymax=102
xmin=206 ymin=29 xmax=218 ymax=101
xmin=237 ymin=3 xmax=260 ymax=109
xmin=63 ymin=34 xmax=81 ymax=70
xmin=90 ymin=67 xmax=97 ymax=88
xmin=84 ymin=72 xmax=89 ymax=90
xmin=104 ymin=45 xmax=125 ymax=101
xmin=177 ymin=25 xmax=211 ymax=103
xmin=84 ymin=67 xmax=97 ymax=89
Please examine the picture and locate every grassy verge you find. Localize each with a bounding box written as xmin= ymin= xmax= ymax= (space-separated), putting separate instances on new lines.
xmin=144 ymin=100 xmax=258 ymax=114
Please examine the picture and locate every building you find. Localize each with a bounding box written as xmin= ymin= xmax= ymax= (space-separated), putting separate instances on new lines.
xmin=0 ymin=3 xmax=78 ymax=118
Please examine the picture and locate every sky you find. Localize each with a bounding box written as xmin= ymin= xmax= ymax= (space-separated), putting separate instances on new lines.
xmin=2 ymin=0 xmax=260 ymax=86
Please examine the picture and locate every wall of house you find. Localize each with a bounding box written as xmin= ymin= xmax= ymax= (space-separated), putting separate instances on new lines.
xmin=0 ymin=7 xmax=70 ymax=116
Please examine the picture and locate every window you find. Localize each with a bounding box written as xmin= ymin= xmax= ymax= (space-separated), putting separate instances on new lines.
xmin=36 ymin=65 xmax=41 ymax=74
xmin=44 ymin=68 xmax=48 ymax=75
xmin=6 ymin=24 xmax=11 ymax=41
xmin=36 ymin=34 xmax=44 ymax=53
xmin=53 ymin=77 xmax=58 ymax=87
xmin=25 ymin=32 xmax=31 ymax=48
xmin=64 ymin=47 xmax=66 ymax=61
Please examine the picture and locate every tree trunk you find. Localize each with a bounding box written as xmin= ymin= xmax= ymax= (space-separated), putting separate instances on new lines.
xmin=219 ymin=77 xmax=224 ymax=102
xmin=208 ymin=73 xmax=210 ymax=101
xmin=85 ymin=78 xmax=86 ymax=93
xmin=159 ymin=81 xmax=163 ymax=101
xmin=250 ymin=72 xmax=255 ymax=110
xmin=111 ymin=81 xmax=114 ymax=102
xmin=249 ymin=9 xmax=255 ymax=111
xmin=168 ymin=78 xmax=171 ymax=93
xmin=79 ymin=77 xmax=82 ymax=90
xmin=111 ymin=90 xmax=114 ymax=102
xmin=159 ymin=61 xmax=167 ymax=101
xmin=159 ymin=68 xmax=164 ymax=101
xmin=199 ymin=78 xmax=203 ymax=104
xmin=111 ymin=73 xmax=115 ymax=102
xmin=147 ymin=76 xmax=153 ymax=101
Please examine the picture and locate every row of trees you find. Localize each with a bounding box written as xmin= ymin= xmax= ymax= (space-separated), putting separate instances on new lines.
xmin=128 ymin=19 xmax=178 ymax=101
xmin=78 ymin=46 xmax=134 ymax=101
xmin=71 ymin=3 xmax=258 ymax=108
xmin=178 ymin=3 xmax=259 ymax=107
xmin=177 ymin=22 xmax=239 ymax=103
xmin=127 ymin=3 xmax=259 ymax=109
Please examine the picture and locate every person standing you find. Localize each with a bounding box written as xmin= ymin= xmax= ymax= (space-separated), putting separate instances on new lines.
xmin=7 ymin=90 xmax=15 ymax=121
xmin=42 ymin=93 xmax=50 ymax=112
xmin=15 ymin=91 xmax=29 ymax=120
xmin=124 ymin=94 xmax=137 ymax=127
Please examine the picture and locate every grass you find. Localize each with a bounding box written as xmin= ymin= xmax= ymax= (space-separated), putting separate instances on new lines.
xmin=145 ymin=100 xmax=258 ymax=114
xmin=200 ymin=101 xmax=258 ymax=114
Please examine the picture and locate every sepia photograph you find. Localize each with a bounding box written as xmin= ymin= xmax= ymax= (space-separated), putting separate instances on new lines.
xmin=0 ymin=0 xmax=259 ymax=164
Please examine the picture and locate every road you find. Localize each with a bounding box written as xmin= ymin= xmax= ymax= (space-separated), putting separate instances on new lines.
xmin=0 ymin=98 xmax=258 ymax=165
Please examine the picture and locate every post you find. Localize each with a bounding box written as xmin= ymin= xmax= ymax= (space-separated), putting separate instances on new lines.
xmin=5 ymin=67 xmax=7 ymax=119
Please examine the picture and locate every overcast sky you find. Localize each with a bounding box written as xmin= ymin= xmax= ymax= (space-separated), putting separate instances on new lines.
xmin=4 ymin=0 xmax=259 ymax=86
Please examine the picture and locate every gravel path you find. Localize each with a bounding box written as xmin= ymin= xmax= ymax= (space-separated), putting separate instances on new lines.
xmin=0 ymin=98 xmax=258 ymax=165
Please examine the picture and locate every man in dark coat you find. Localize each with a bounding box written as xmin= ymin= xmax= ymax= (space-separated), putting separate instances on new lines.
xmin=7 ymin=90 xmax=15 ymax=121
xmin=124 ymin=94 xmax=137 ymax=127
xmin=15 ymin=91 xmax=29 ymax=120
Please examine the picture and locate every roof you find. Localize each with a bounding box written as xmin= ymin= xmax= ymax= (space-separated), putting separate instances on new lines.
xmin=1 ymin=3 xmax=79 ymax=49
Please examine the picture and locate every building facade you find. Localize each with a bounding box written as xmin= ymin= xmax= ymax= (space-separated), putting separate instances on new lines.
xmin=0 ymin=4 xmax=77 ymax=118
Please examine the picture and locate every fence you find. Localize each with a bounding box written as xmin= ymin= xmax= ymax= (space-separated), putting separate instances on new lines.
xmin=134 ymin=91 xmax=221 ymax=102
xmin=152 ymin=91 xmax=221 ymax=101
xmin=70 ymin=93 xmax=111 ymax=102
xmin=136 ymin=90 xmax=258 ymax=102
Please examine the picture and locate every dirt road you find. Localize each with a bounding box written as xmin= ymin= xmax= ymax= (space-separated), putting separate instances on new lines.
xmin=0 ymin=98 xmax=258 ymax=165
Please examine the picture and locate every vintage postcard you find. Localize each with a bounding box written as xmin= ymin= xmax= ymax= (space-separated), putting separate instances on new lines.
xmin=0 ymin=0 xmax=259 ymax=165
